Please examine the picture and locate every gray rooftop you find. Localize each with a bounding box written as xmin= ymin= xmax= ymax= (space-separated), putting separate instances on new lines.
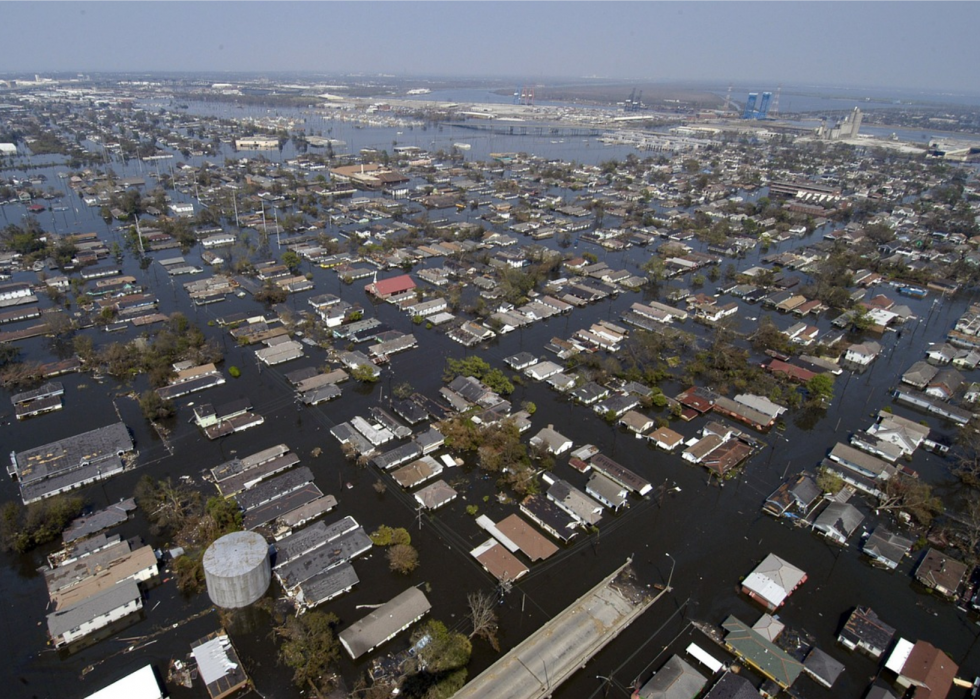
xmin=338 ymin=587 xmax=431 ymax=659
xmin=11 ymin=422 xmax=132 ymax=485
xmin=47 ymin=578 xmax=141 ymax=640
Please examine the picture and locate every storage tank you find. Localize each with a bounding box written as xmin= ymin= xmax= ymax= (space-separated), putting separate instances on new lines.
xmin=203 ymin=530 xmax=270 ymax=608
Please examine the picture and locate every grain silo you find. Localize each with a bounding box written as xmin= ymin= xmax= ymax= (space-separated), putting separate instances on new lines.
xmin=203 ymin=530 xmax=270 ymax=609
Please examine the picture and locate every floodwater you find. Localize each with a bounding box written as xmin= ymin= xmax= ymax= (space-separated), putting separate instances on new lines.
xmin=2 ymin=107 xmax=980 ymax=699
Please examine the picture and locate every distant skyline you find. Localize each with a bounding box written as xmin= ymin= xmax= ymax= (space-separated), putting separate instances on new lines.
xmin=2 ymin=2 xmax=978 ymax=94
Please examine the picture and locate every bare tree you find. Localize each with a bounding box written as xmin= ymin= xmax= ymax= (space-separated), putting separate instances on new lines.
xmin=878 ymin=474 xmax=943 ymax=526
xmin=467 ymin=589 xmax=500 ymax=651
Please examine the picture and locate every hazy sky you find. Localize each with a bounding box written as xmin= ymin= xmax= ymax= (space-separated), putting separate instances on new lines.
xmin=2 ymin=2 xmax=978 ymax=93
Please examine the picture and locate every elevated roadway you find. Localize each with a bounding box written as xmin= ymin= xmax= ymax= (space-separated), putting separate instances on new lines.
xmin=453 ymin=558 xmax=662 ymax=699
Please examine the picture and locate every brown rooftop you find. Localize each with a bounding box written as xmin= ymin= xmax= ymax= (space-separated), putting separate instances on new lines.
xmin=496 ymin=514 xmax=558 ymax=561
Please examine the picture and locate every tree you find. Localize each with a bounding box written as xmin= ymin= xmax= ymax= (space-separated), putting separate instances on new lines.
xmin=806 ymin=374 xmax=835 ymax=405
xmin=816 ymin=467 xmax=844 ymax=495
xmin=388 ymin=543 xmax=419 ymax=574
xmin=134 ymin=475 xmax=200 ymax=533
xmin=0 ymin=495 xmax=85 ymax=553
xmin=351 ymin=364 xmax=380 ymax=383
xmin=401 ymin=620 xmax=472 ymax=699
xmin=139 ymin=389 xmax=176 ymax=421
xmin=878 ymin=474 xmax=943 ymax=526
xmin=467 ymin=590 xmax=500 ymax=651
xmin=282 ymin=249 xmax=302 ymax=273
xmin=276 ymin=610 xmax=342 ymax=696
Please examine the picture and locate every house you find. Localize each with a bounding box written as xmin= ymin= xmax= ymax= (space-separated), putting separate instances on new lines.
xmin=763 ymin=475 xmax=821 ymax=518
xmin=364 ymin=273 xmax=416 ymax=299
xmin=620 ymin=410 xmax=655 ymax=435
xmin=741 ymin=553 xmax=806 ymax=611
xmin=633 ymin=655 xmax=707 ymax=699
xmin=885 ymin=639 xmax=958 ymax=699
xmin=812 ymin=502 xmax=864 ymax=545
xmin=721 ymin=615 xmax=804 ymax=689
xmin=701 ymin=672 xmax=759 ymax=699
xmin=545 ymin=476 xmax=603 ymax=525
xmin=529 ymin=425 xmax=573 ymax=455
xmin=646 ymin=426 xmax=685 ymax=452
xmin=926 ymin=342 xmax=957 ymax=365
xmin=925 ymin=368 xmax=964 ymax=401
xmin=914 ymin=548 xmax=967 ymax=598
xmin=586 ymin=472 xmax=629 ymax=511
xmin=838 ymin=606 xmax=896 ymax=659
xmin=902 ymin=361 xmax=939 ymax=390
xmin=862 ymin=527 xmax=913 ymax=569
xmin=844 ymin=341 xmax=882 ymax=366
xmin=803 ymin=647 xmax=845 ymax=689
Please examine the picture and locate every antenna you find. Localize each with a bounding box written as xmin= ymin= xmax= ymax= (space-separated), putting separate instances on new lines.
xmin=135 ymin=214 xmax=144 ymax=254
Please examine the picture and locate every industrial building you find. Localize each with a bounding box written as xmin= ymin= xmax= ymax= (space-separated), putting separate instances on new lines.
xmin=202 ymin=530 xmax=271 ymax=609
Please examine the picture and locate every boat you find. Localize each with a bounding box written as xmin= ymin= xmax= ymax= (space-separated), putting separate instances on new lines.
xmin=453 ymin=142 xmax=471 ymax=150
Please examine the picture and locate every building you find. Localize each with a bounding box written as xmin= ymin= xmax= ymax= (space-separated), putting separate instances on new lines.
xmin=338 ymin=587 xmax=431 ymax=659
xmin=84 ymin=665 xmax=164 ymax=699
xmin=741 ymin=553 xmax=806 ymax=611
xmin=633 ymin=655 xmax=707 ymax=699
xmin=862 ymin=527 xmax=913 ymax=569
xmin=721 ymin=615 xmax=803 ymax=689
xmin=838 ymin=606 xmax=895 ymax=659
xmin=191 ymin=631 xmax=250 ymax=699
xmin=364 ymin=273 xmax=416 ymax=299
xmin=47 ymin=579 xmax=142 ymax=647
xmin=914 ymin=548 xmax=967 ymax=598
xmin=10 ymin=422 xmax=134 ymax=504
xmin=803 ymin=647 xmax=845 ymax=689
xmin=886 ymin=639 xmax=957 ymax=699
xmin=811 ymin=502 xmax=864 ymax=544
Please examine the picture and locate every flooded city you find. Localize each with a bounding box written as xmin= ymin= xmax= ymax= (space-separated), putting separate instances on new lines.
xmin=1 ymin=67 xmax=980 ymax=699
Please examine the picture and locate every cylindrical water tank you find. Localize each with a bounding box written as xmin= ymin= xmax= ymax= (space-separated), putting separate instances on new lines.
xmin=203 ymin=530 xmax=270 ymax=609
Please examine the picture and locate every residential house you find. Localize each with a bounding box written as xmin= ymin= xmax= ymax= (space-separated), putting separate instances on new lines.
xmin=914 ymin=548 xmax=967 ymax=598
xmin=529 ymin=425 xmax=573 ymax=455
xmin=721 ymin=616 xmax=803 ymax=689
xmin=803 ymin=647 xmax=845 ymax=690
xmin=646 ymin=426 xmax=685 ymax=452
xmin=812 ymin=502 xmax=865 ymax=545
xmin=902 ymin=361 xmax=939 ymax=390
xmin=838 ymin=606 xmax=896 ymax=659
xmin=885 ymin=639 xmax=957 ymax=699
xmin=844 ymin=341 xmax=882 ymax=366
xmin=862 ymin=527 xmax=914 ymax=570
xmin=620 ymin=410 xmax=655 ymax=435
xmin=741 ymin=553 xmax=807 ymax=611
xmin=763 ymin=475 xmax=822 ymax=518
xmin=633 ymin=655 xmax=707 ymax=699
xmin=925 ymin=368 xmax=964 ymax=402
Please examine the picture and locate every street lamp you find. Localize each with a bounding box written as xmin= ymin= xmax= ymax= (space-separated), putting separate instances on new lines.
xmin=665 ymin=553 xmax=675 ymax=593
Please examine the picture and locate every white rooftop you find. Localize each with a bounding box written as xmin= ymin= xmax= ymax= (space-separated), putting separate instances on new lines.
xmin=85 ymin=665 xmax=164 ymax=699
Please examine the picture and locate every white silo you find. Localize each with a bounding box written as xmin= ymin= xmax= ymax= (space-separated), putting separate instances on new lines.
xmin=203 ymin=530 xmax=270 ymax=609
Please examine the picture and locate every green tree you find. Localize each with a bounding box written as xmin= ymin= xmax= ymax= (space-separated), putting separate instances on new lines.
xmin=276 ymin=610 xmax=342 ymax=695
xmin=806 ymin=374 xmax=835 ymax=405
xmin=281 ymin=249 xmax=302 ymax=273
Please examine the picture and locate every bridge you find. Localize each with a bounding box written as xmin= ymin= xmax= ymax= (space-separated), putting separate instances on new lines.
xmin=453 ymin=558 xmax=663 ymax=699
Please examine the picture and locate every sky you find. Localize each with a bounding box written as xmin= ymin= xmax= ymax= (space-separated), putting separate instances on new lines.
xmin=1 ymin=2 xmax=978 ymax=94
